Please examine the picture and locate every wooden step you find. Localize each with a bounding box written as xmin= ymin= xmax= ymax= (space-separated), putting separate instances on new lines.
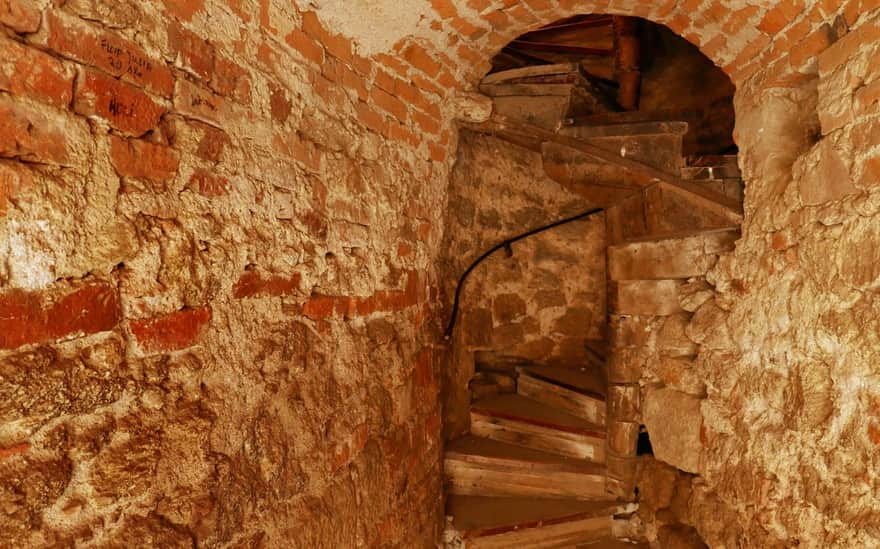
xmin=445 ymin=436 xmax=607 ymax=500
xmin=447 ymin=495 xmax=635 ymax=548
xmin=517 ymin=366 xmax=606 ymax=425
xmin=470 ymin=394 xmax=606 ymax=462
xmin=577 ymin=539 xmax=650 ymax=548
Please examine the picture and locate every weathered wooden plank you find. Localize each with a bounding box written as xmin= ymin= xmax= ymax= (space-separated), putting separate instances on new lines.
xmin=480 ymin=83 xmax=574 ymax=97
xmin=444 ymin=457 xmax=606 ymax=500
xmin=467 ymin=515 xmax=612 ymax=548
xmin=470 ymin=412 xmax=606 ymax=462
xmin=464 ymin=114 xmax=743 ymax=222
xmin=517 ymin=372 xmax=606 ymax=425
xmin=481 ymin=63 xmax=580 ymax=85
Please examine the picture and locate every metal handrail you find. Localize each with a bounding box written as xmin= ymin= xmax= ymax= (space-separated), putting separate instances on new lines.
xmin=443 ymin=207 xmax=604 ymax=340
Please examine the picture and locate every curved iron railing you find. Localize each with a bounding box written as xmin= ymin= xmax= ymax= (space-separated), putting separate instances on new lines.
xmin=443 ymin=207 xmax=604 ymax=340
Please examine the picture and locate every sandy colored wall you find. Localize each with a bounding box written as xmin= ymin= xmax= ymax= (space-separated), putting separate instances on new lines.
xmin=686 ymin=10 xmax=880 ymax=548
xmin=0 ymin=1 xmax=451 ymax=546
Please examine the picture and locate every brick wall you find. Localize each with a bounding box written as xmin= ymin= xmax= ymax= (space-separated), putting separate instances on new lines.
xmin=0 ymin=1 xmax=451 ymax=546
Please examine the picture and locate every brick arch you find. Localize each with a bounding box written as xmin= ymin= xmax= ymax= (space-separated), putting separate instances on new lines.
xmin=387 ymin=0 xmax=846 ymax=90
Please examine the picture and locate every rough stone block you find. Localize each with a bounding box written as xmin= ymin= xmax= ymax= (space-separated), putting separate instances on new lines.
xmin=608 ymin=229 xmax=739 ymax=281
xmin=608 ymin=384 xmax=640 ymax=422
xmin=610 ymin=314 xmax=660 ymax=349
xmin=607 ymin=347 xmax=646 ymax=384
xmin=608 ymin=420 xmax=640 ymax=457
xmin=798 ymin=138 xmax=856 ymax=205
xmin=656 ymin=313 xmax=698 ymax=358
xmin=643 ymin=387 xmax=703 ymax=473
xmin=610 ymin=280 xmax=685 ymax=316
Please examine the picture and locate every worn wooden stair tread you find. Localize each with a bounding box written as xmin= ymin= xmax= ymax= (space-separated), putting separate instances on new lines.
xmin=447 ymin=495 xmax=633 ymax=540
xmin=447 ymin=435 xmax=605 ymax=472
xmin=519 ymin=365 xmax=607 ymax=400
xmin=560 ymin=120 xmax=690 ymax=138
xmin=470 ymin=394 xmax=606 ymax=461
xmin=445 ymin=436 xmax=607 ymax=500
xmin=578 ymin=539 xmax=650 ymax=548
xmin=471 ymin=394 xmax=606 ymax=437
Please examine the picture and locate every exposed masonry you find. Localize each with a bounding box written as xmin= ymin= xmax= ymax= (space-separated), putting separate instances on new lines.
xmin=0 ymin=0 xmax=878 ymax=547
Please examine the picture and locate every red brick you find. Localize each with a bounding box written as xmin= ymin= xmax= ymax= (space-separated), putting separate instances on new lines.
xmin=356 ymin=101 xmax=388 ymax=134
xmin=789 ymin=25 xmax=834 ymax=70
xmin=75 ymin=69 xmax=167 ymax=136
xmin=757 ymin=4 xmax=800 ymax=35
xmin=225 ymin=0 xmax=251 ymax=23
xmin=268 ymin=81 xmax=291 ymax=122
xmin=188 ymin=169 xmax=229 ymax=197
xmin=723 ymin=5 xmax=760 ymax=35
xmin=302 ymin=11 xmax=352 ymax=63
xmin=397 ymin=241 xmax=413 ymax=257
xmin=174 ymin=78 xmax=225 ymax=127
xmin=0 ymin=36 xmax=73 ymax=108
xmin=467 ymin=0 xmax=491 ymax=11
xmin=160 ymin=0 xmax=205 ymax=21
xmin=109 ymin=135 xmax=180 ymax=183
xmin=0 ymin=282 xmax=121 ymax=350
xmin=272 ymin=132 xmax=322 ymax=172
xmin=412 ymin=110 xmax=441 ymax=135
xmin=196 ymin=124 xmax=230 ymax=162
xmin=858 ymin=155 xmax=880 ymax=188
xmin=818 ymin=18 xmax=880 ymax=76
xmin=285 ymin=29 xmax=325 ymax=66
xmin=371 ymin=86 xmax=408 ymax=122
xmin=303 ymin=295 xmax=336 ymax=320
xmin=375 ymin=52 xmax=409 ymax=76
xmin=401 ymin=42 xmax=442 ymax=78
xmin=428 ymin=142 xmax=446 ymax=162
xmin=211 ymin=56 xmax=252 ymax=104
xmin=0 ymin=442 xmax=29 ymax=460
xmin=168 ymin=21 xmax=215 ymax=80
xmin=482 ymin=10 xmax=513 ymax=31
xmin=387 ymin=121 xmax=419 ymax=147
xmin=46 ymin=11 xmax=174 ymax=98
xmin=450 ymin=15 xmax=488 ymax=40
xmin=0 ymin=160 xmax=31 ymax=217
xmin=234 ymin=271 xmax=301 ymax=299
xmin=869 ymin=422 xmax=880 ymax=445
xmin=412 ymin=74 xmax=444 ymax=98
xmin=430 ymin=0 xmax=458 ymax=19
xmin=0 ymin=0 xmax=40 ymax=33
xmin=505 ymin=4 xmax=537 ymax=26
xmin=258 ymin=0 xmax=276 ymax=34
xmin=0 ymin=96 xmax=70 ymax=165
xmin=340 ymin=64 xmax=368 ymax=101
xmin=129 ymin=306 xmax=212 ymax=353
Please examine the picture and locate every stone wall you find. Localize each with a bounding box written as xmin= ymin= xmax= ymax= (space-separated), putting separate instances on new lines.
xmin=0 ymin=1 xmax=453 ymax=546
xmin=441 ymin=131 xmax=606 ymax=439
xmin=691 ymin=9 xmax=880 ymax=548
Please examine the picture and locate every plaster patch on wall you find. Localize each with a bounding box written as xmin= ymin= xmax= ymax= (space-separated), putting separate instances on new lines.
xmin=3 ymin=219 xmax=56 ymax=290
xmin=296 ymin=0 xmax=436 ymax=54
